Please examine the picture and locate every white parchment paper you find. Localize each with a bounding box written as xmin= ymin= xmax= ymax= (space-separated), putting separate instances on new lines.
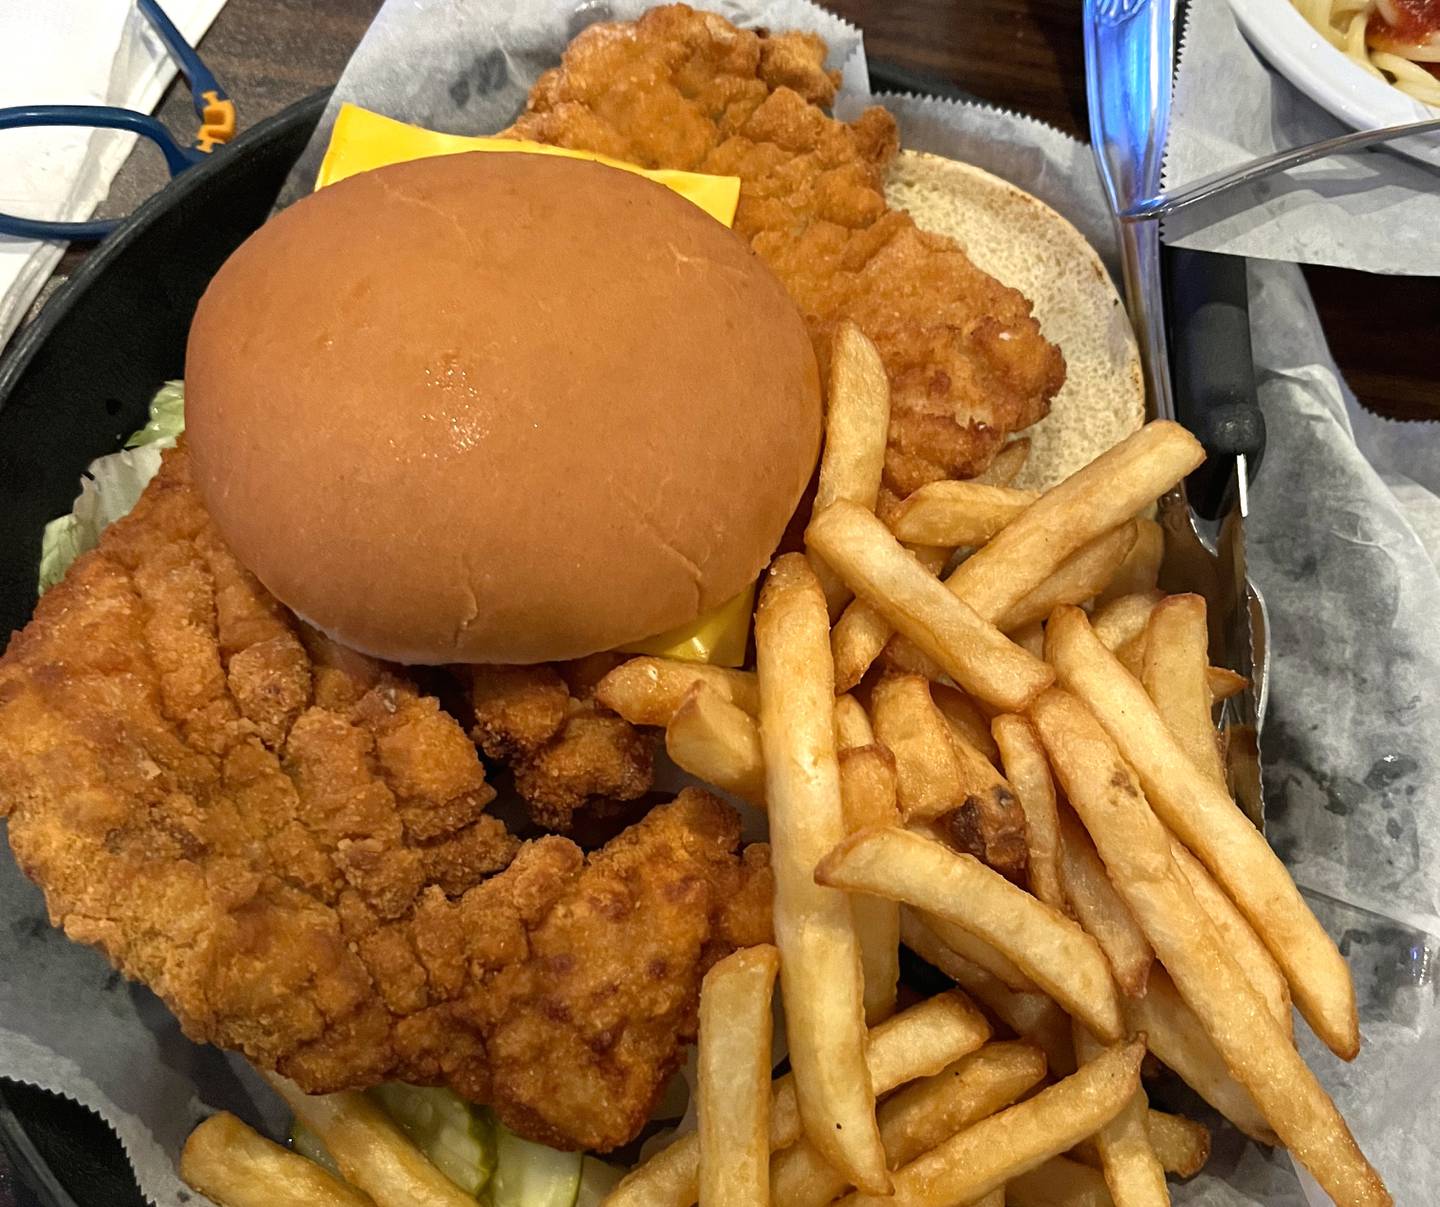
xmin=1 ymin=2 xmax=1436 ymax=1204
xmin=1164 ymin=0 xmax=1440 ymax=275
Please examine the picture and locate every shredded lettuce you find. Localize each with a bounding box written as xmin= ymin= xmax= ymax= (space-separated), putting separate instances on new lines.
xmin=37 ymin=381 xmax=186 ymax=593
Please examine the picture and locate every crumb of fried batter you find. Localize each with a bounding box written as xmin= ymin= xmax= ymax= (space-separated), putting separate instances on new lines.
xmin=506 ymin=3 xmax=1065 ymax=493
xmin=0 ymin=446 xmax=767 ymax=1152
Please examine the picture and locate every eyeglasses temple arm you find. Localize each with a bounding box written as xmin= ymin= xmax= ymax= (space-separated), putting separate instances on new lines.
xmin=136 ymin=0 xmax=235 ymax=152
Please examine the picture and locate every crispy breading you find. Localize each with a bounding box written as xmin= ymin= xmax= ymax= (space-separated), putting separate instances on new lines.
xmin=467 ymin=664 xmax=655 ymax=831
xmin=507 ymin=4 xmax=1065 ymax=495
xmin=0 ymin=447 xmax=770 ymax=1150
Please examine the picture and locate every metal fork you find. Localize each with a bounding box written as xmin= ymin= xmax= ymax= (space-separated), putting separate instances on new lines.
xmin=1085 ymin=0 xmax=1271 ymax=828
xmin=1124 ymin=113 xmax=1440 ymax=222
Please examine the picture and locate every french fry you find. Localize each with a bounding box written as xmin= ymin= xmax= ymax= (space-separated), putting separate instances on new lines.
xmin=666 ymin=684 xmax=765 ymax=804
xmin=1012 ymin=619 xmax=1047 ymax=658
xmin=835 ymin=692 xmax=875 ymax=750
xmin=1073 ymin=1110 xmax=1211 ymax=1179
xmin=606 ymin=992 xmax=991 ymax=1207
xmin=834 ymin=1041 xmax=1146 ymax=1207
xmin=920 ymin=911 xmax=1039 ymax=993
xmin=945 ymin=422 xmax=1202 ymax=624
xmin=1090 ymin=591 xmax=1163 ymax=653
xmin=1056 ymin=806 xmax=1153 ymax=997
xmin=809 ymin=323 xmax=892 ymax=615
xmin=1207 ymin=665 xmax=1247 ymax=701
xmin=754 ymin=554 xmax=887 ymax=1192
xmin=808 ymin=500 xmax=1054 ymax=712
xmin=698 ymin=945 xmax=781 ymax=1207
xmin=1007 ymin=1156 xmax=1116 ymax=1207
xmin=1096 ymin=517 xmax=1165 ymax=607
xmin=869 ymin=674 xmax=964 ymax=822
xmin=973 ymin=437 xmax=1031 ymax=486
xmin=932 ymin=683 xmax=1001 ymax=762
xmin=1169 ymin=838 xmax=1291 ymax=1036
xmin=839 ymin=744 xmax=902 ymax=1023
xmin=263 ymin=1075 xmax=476 ymax=1207
xmin=1142 ymin=594 xmax=1225 ymax=786
xmin=941 ymin=727 xmax=1029 ymax=880
xmin=831 ymin=546 xmax=950 ymax=693
xmin=817 ymin=827 xmax=1123 ymax=1042
xmin=596 ymin=657 xmax=759 ymax=726
xmin=997 ymin=522 xmax=1139 ymax=633
xmin=1029 ymin=683 xmax=1389 ymax=1205
xmin=992 ymin=714 xmax=1066 ymax=912
xmin=1124 ymin=966 xmax=1275 ymax=1143
xmin=1072 ymin=1024 xmax=1167 ymax=1207
xmin=1042 ymin=608 xmax=1359 ymax=1060
xmin=770 ymin=1042 xmax=1048 ymax=1207
xmin=901 ymin=911 xmax=1075 ymax=1076
xmin=888 ymin=481 xmax=1036 ymax=547
xmin=180 ymin=1113 xmax=371 ymax=1207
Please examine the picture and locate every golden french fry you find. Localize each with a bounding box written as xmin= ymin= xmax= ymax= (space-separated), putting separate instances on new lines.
xmin=839 ymin=744 xmax=902 ymax=1023
xmin=607 ymin=993 xmax=990 ymax=1207
xmin=1057 ymin=806 xmax=1154 ymax=997
xmin=901 ymin=911 xmax=1074 ymax=1076
xmin=1007 ymin=1156 xmax=1115 ymax=1207
xmin=831 ymin=546 xmax=950 ymax=693
xmin=1042 ymin=608 xmax=1359 ymax=1061
xmin=941 ymin=725 xmax=1029 ymax=881
xmin=829 ymin=417 xmax=1198 ymax=685
xmin=1090 ymin=591 xmax=1163 ymax=653
xmin=180 ymin=1113 xmax=371 ymax=1207
xmin=992 ymin=714 xmax=1066 ymax=912
xmin=1029 ymin=683 xmax=1388 ymax=1205
xmin=1096 ymin=517 xmax=1165 ymax=607
xmin=666 ymin=684 xmax=765 ymax=804
xmin=596 ymin=657 xmax=759 ymax=727
xmin=755 ymin=554 xmax=887 ymax=1192
xmin=998 ymin=522 xmax=1139 ymax=633
xmin=1142 ymin=1111 xmax=1211 ymax=1179
xmin=1012 ymin=619 xmax=1047 ymax=658
xmin=932 ymin=683 xmax=1000 ymax=762
xmin=1170 ymin=838 xmax=1291 ymax=1035
xmin=817 ymin=827 xmax=1123 ymax=1042
xmin=808 ymin=501 xmax=1054 ymax=712
xmin=1142 ymin=594 xmax=1226 ymax=786
xmin=973 ymin=437 xmax=1031 ymax=486
xmin=698 ymin=945 xmax=781 ymax=1207
xmin=263 ymin=1075 xmax=475 ymax=1207
xmin=1207 ymin=665 xmax=1248 ymax=701
xmin=946 ymin=423 xmax=1202 ymax=624
xmin=1073 ymin=1024 xmax=1167 ymax=1207
xmin=809 ymin=323 xmax=892 ymax=615
xmin=1074 ymin=1110 xmax=1211 ymax=1179
xmin=835 ymin=1041 xmax=1145 ymax=1207
xmin=888 ymin=481 xmax=1037 ymax=547
xmin=835 ymin=693 xmax=875 ymax=750
xmin=1125 ymin=966 xmax=1275 ymax=1143
xmin=921 ymin=911 xmax=1038 ymax=993
xmin=869 ymin=674 xmax=964 ymax=822
xmin=770 ymin=1042 xmax=1048 ymax=1207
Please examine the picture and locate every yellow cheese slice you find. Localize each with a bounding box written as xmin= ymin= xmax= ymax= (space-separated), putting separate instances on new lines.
xmin=316 ymin=103 xmax=752 ymax=666
xmin=317 ymin=103 xmax=740 ymax=225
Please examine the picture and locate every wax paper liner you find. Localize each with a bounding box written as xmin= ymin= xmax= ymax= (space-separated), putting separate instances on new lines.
xmin=1164 ymin=0 xmax=1440 ymax=276
xmin=2 ymin=2 xmax=1437 ymax=1204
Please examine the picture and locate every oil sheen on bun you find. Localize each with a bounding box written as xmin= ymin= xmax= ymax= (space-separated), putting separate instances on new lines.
xmin=185 ymin=151 xmax=822 ymax=664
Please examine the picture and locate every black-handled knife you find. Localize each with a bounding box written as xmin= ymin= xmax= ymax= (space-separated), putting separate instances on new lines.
xmin=1164 ymin=246 xmax=1266 ymax=522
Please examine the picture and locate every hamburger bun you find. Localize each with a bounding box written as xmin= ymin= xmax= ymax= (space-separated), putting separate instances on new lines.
xmin=185 ymin=152 xmax=822 ymax=665
xmin=885 ymin=151 xmax=1144 ymax=490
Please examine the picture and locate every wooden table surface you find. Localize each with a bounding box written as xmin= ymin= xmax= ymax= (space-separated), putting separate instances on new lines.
xmin=0 ymin=1 xmax=1433 ymax=1201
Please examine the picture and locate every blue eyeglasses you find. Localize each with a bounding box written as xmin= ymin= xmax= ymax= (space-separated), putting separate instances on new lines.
xmin=0 ymin=0 xmax=235 ymax=241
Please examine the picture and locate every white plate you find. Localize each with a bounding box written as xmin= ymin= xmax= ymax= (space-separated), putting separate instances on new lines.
xmin=1227 ymin=0 xmax=1440 ymax=167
